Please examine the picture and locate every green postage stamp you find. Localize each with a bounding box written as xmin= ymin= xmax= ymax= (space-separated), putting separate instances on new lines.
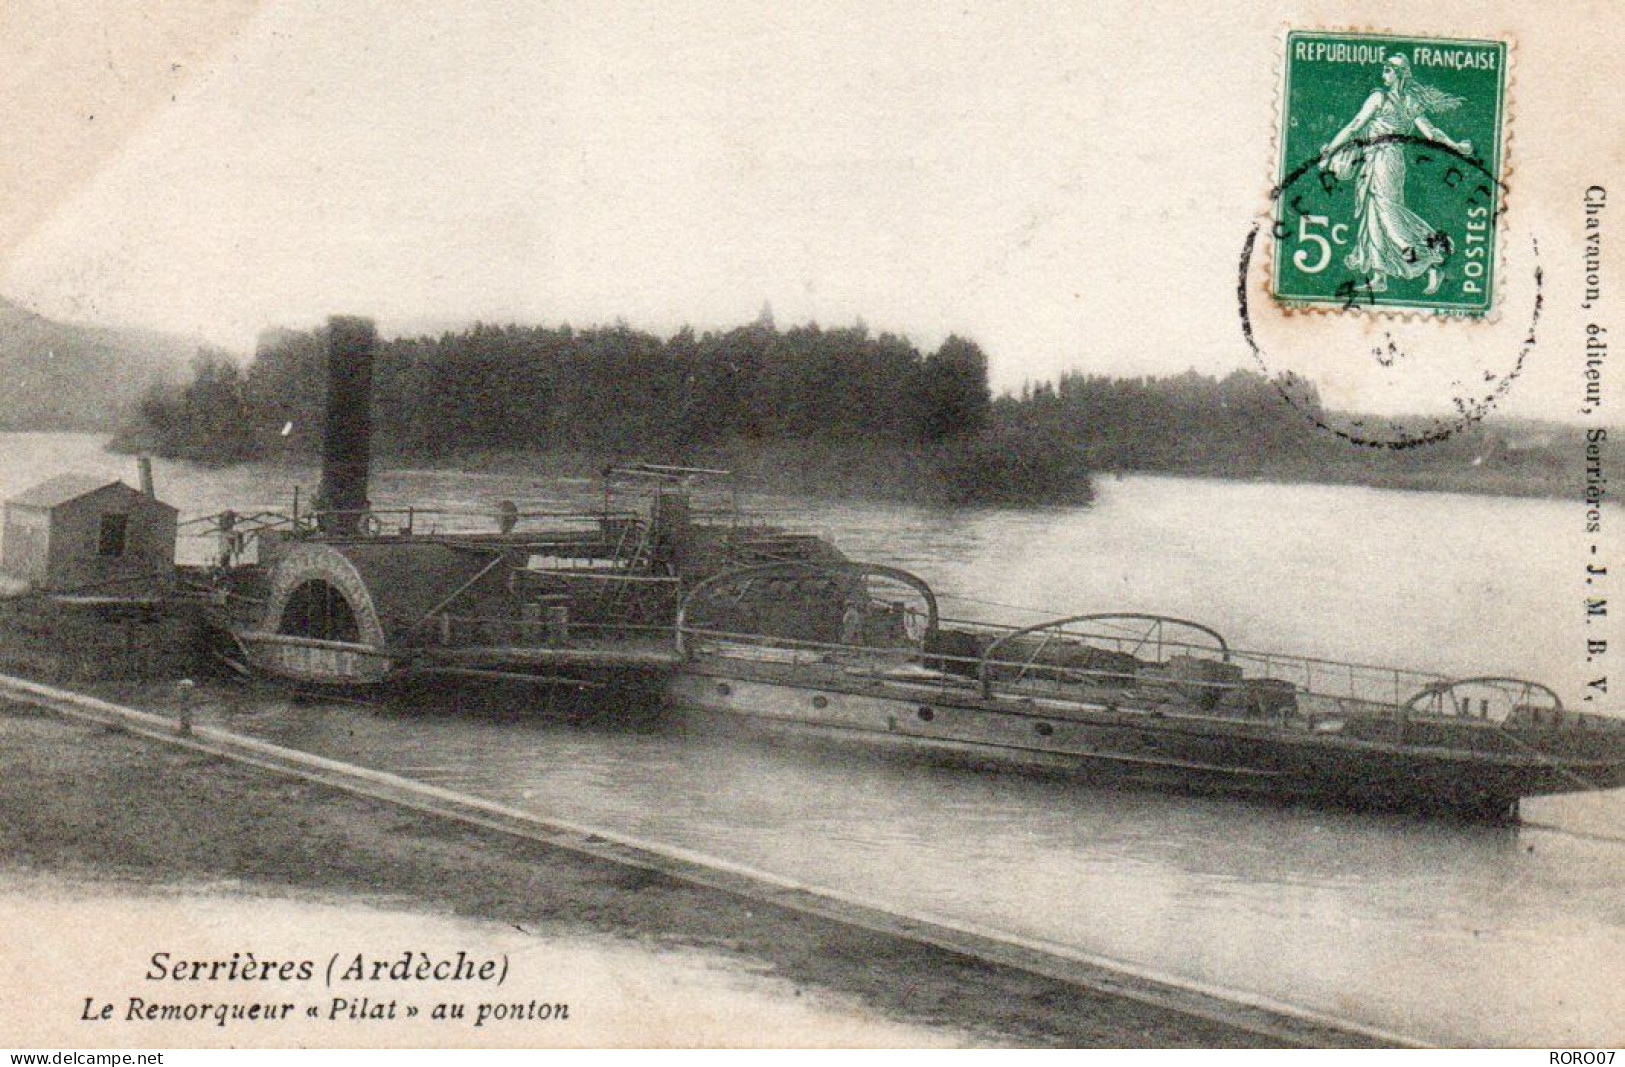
xmin=1272 ymin=30 xmax=1508 ymax=316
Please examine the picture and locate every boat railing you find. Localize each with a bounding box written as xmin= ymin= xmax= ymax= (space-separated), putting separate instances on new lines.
xmin=303 ymin=505 xmax=640 ymax=538
xmin=179 ymin=509 xmax=304 ymax=567
xmin=678 ymin=623 xmax=1277 ymax=710
xmin=179 ymin=509 xmax=299 ymax=535
xmin=500 ymin=555 xmax=1569 ymax=726
xmin=685 ymin=618 xmax=1530 ymax=729
xmin=680 ymin=620 xmax=1478 ymax=726
xmin=422 ymin=612 xmax=679 ymax=650
xmin=1223 ymin=647 xmax=1444 ymax=717
xmin=182 ymin=503 xmax=650 ymax=567
xmin=677 ymin=561 xmax=1455 ymax=717
xmin=946 ymin=610 xmax=1444 ymax=716
xmin=682 ymin=624 xmax=933 ymax=668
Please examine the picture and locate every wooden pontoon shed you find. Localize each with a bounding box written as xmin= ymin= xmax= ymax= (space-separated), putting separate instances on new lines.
xmin=1 ymin=473 xmax=178 ymax=594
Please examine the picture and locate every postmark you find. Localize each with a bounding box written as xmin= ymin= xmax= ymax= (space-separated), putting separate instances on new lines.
xmin=1238 ymin=224 xmax=1541 ymax=450
xmin=1272 ymin=30 xmax=1508 ymax=317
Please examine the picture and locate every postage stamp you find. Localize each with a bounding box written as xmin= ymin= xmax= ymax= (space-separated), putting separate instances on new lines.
xmin=1272 ymin=30 xmax=1509 ymax=316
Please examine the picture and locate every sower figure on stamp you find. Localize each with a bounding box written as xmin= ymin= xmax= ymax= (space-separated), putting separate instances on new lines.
xmin=1319 ymin=55 xmax=1473 ymax=296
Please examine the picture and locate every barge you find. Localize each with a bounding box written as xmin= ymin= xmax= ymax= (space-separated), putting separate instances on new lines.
xmin=176 ymin=316 xmax=1625 ymax=819
xmin=676 ymin=568 xmax=1625 ymax=818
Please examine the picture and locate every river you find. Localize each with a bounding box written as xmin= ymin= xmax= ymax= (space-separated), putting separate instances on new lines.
xmin=4 ymin=432 xmax=1622 ymax=1046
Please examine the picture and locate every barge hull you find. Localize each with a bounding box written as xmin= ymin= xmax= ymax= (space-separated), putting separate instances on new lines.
xmin=666 ymin=667 xmax=1625 ymax=817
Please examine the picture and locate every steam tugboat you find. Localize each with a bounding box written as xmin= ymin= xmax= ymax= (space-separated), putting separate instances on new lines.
xmin=194 ymin=317 xmax=844 ymax=691
xmin=188 ymin=316 xmax=1625 ymax=819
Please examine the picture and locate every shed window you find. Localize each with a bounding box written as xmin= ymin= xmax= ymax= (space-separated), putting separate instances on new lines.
xmin=98 ymin=514 xmax=128 ymax=558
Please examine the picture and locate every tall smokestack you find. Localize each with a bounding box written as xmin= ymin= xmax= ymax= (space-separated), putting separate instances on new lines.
xmin=137 ymin=456 xmax=155 ymax=498
xmin=315 ymin=315 xmax=376 ymax=536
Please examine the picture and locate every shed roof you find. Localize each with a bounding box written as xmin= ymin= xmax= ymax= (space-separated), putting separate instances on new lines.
xmin=6 ymin=473 xmax=148 ymax=510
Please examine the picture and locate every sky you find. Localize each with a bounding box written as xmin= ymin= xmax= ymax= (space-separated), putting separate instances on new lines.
xmin=0 ymin=0 xmax=1617 ymax=416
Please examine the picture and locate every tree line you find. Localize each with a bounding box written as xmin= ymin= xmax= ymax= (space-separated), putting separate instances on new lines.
xmin=124 ymin=317 xmax=1090 ymax=504
xmin=132 ymin=317 xmax=994 ymax=455
xmin=1000 ymin=368 xmax=1572 ymax=495
xmin=123 ymin=316 xmax=1574 ymax=502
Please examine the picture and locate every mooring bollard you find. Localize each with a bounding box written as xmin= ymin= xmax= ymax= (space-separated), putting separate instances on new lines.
xmin=175 ymin=678 xmax=195 ymax=735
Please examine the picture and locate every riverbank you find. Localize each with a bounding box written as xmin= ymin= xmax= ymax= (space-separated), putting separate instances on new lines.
xmin=413 ymin=444 xmax=1570 ymax=503
xmin=1141 ymin=451 xmax=1571 ymax=501
xmin=108 ymin=435 xmax=1096 ymax=508
xmin=107 ymin=432 xmax=1574 ymax=510
xmin=0 ymin=700 xmax=1310 ymax=1048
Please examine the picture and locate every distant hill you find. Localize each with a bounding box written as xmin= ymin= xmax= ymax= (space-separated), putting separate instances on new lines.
xmin=0 ymin=296 xmax=193 ymax=431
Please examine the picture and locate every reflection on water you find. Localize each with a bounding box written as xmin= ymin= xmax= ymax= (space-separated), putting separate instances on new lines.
xmin=9 ymin=434 xmax=1625 ymax=1046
